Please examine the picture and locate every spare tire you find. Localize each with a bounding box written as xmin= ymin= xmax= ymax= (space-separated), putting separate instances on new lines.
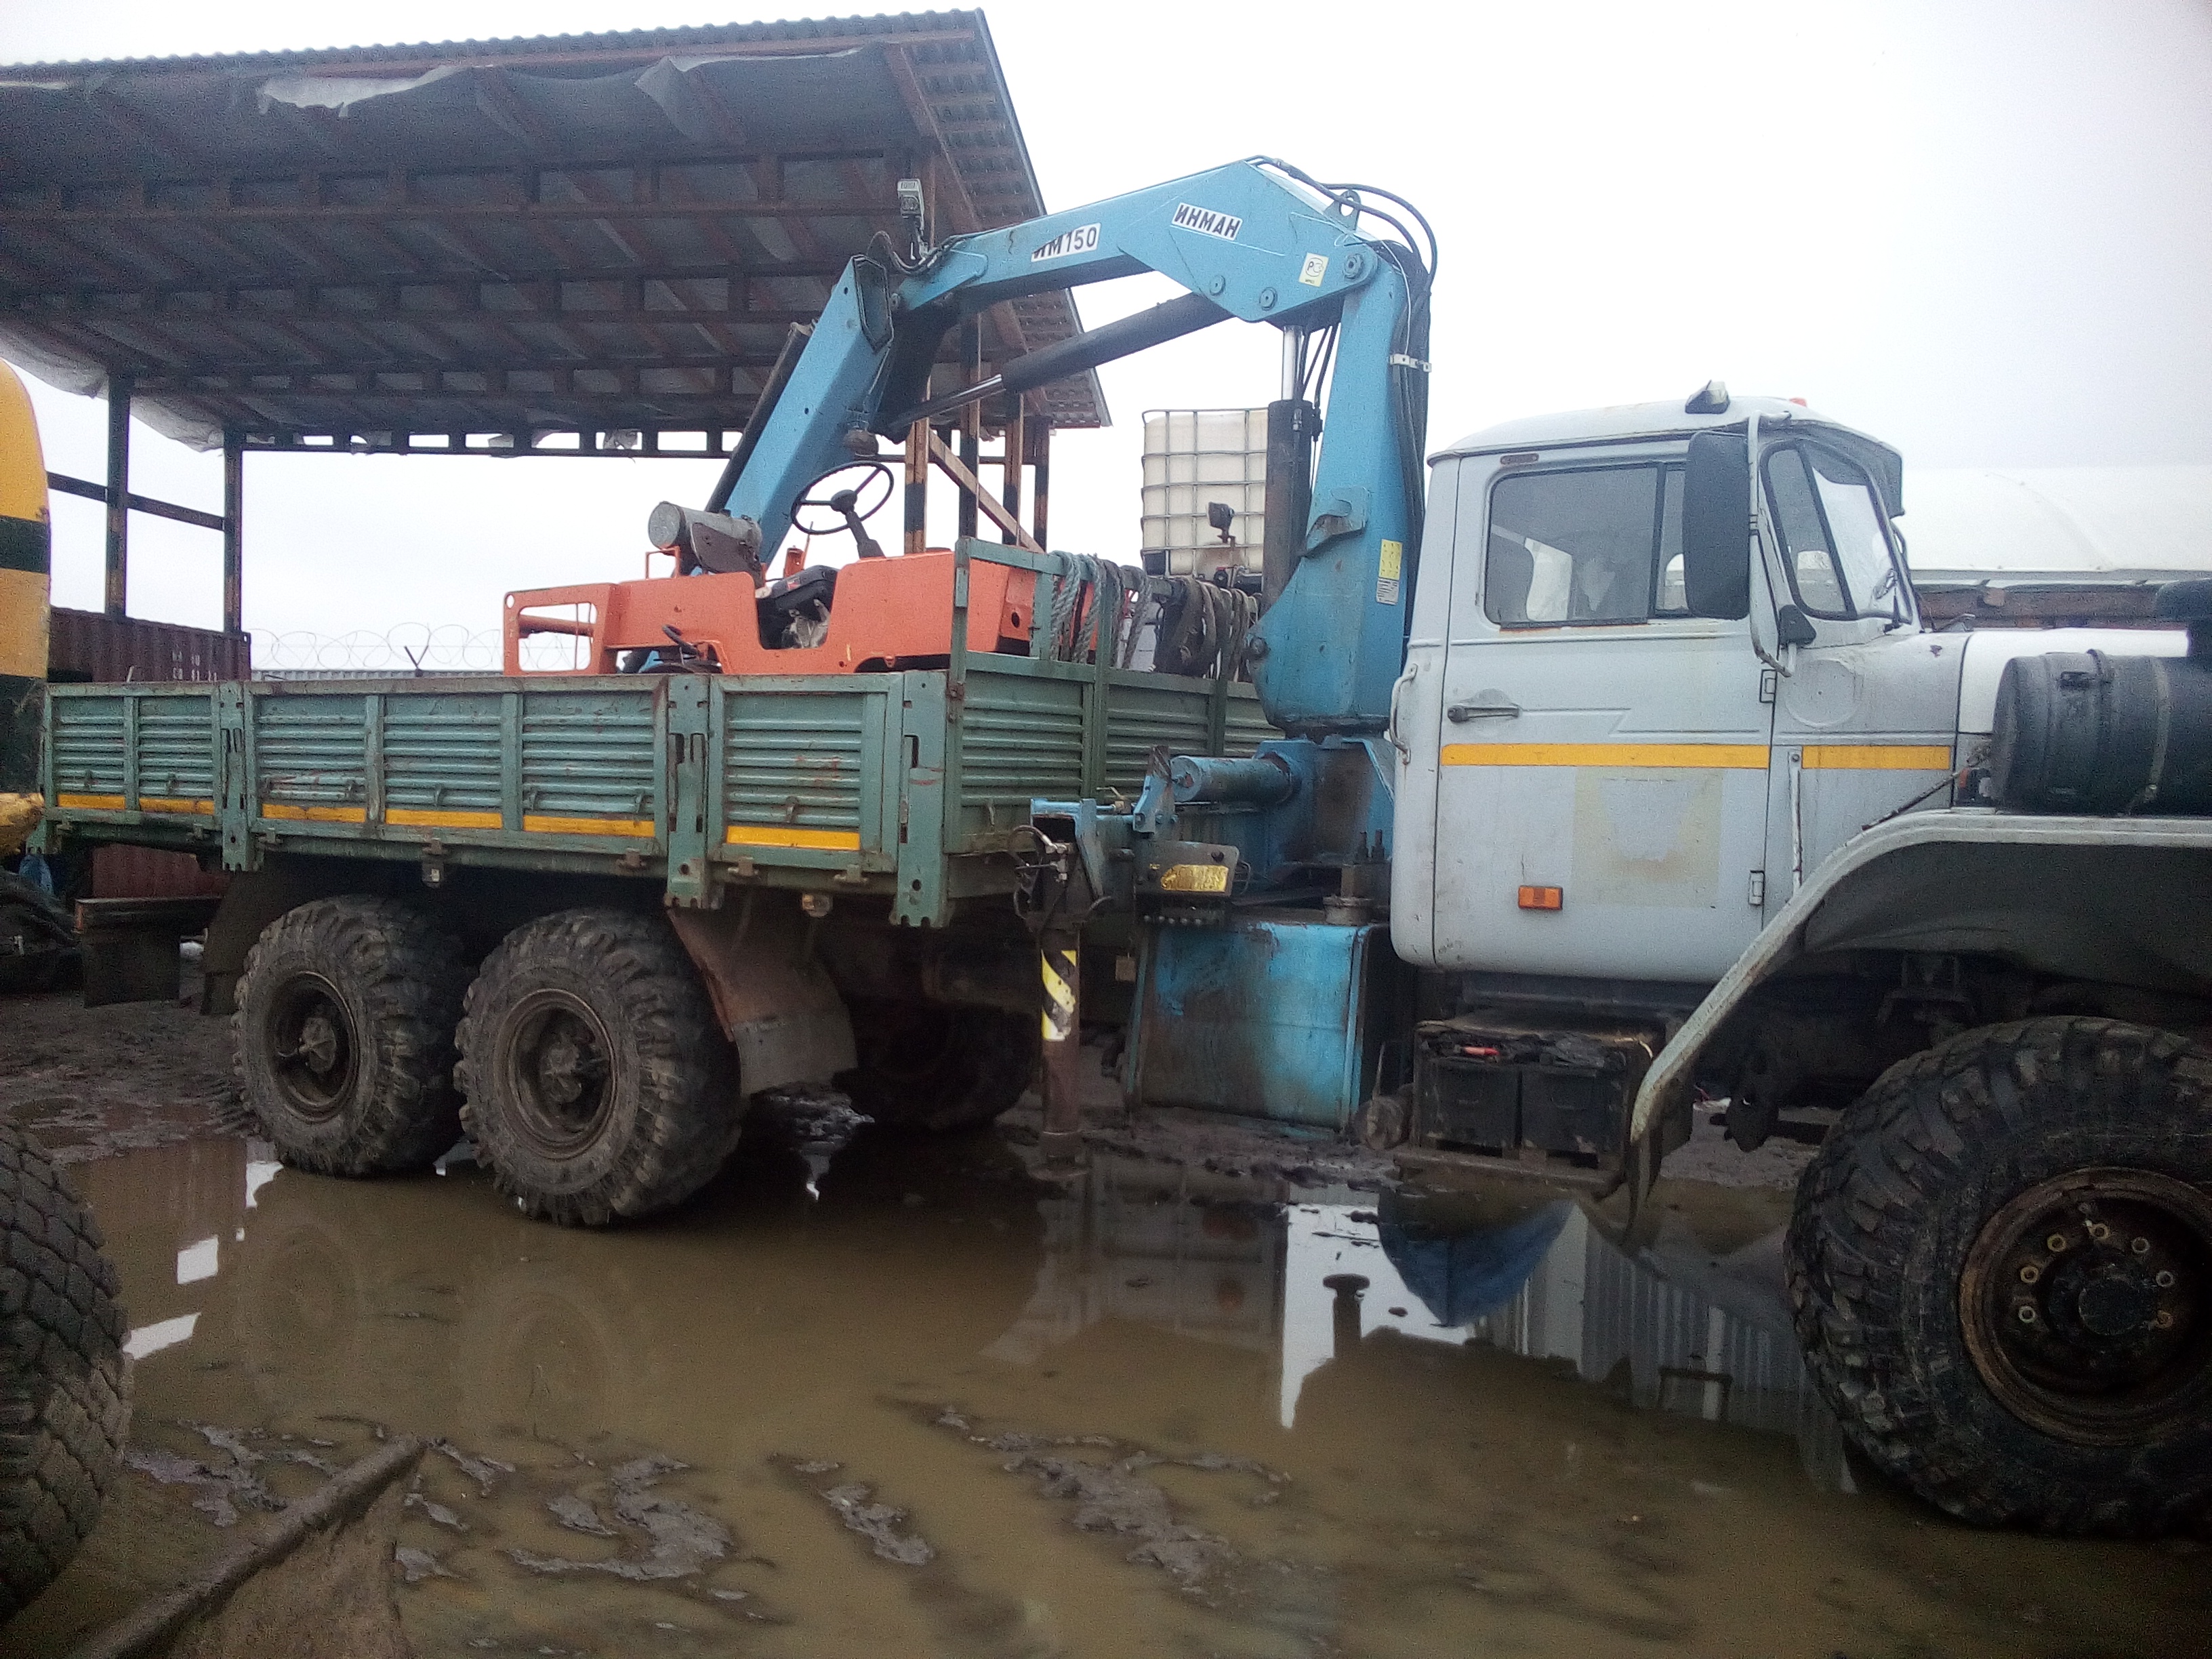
xmin=0 ymin=1123 xmax=129 ymax=1616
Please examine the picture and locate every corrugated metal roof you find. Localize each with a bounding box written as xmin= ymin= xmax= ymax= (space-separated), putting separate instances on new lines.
xmin=0 ymin=12 xmax=1104 ymax=452
xmin=1 ymin=14 xmax=991 ymax=75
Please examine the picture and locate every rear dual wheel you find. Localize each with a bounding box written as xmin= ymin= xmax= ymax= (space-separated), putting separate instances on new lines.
xmin=235 ymin=897 xmax=468 ymax=1175
xmin=455 ymin=909 xmax=741 ymax=1226
xmin=836 ymin=998 xmax=1038 ymax=1133
xmin=240 ymin=899 xmax=744 ymax=1225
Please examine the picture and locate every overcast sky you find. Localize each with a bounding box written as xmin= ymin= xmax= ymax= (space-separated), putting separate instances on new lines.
xmin=7 ymin=0 xmax=2210 ymax=654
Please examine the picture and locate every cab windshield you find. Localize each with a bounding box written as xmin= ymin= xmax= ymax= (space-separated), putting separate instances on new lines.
xmin=1761 ymin=444 xmax=1908 ymax=625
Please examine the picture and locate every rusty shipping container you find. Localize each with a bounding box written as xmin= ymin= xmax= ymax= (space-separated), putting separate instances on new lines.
xmin=45 ymin=609 xmax=245 ymax=898
xmin=45 ymin=607 xmax=249 ymax=686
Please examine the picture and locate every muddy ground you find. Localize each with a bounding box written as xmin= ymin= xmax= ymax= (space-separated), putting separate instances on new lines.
xmin=1 ymin=976 xmax=2207 ymax=1658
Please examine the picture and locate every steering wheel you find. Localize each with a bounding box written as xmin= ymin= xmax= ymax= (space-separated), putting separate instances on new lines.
xmin=792 ymin=462 xmax=895 ymax=558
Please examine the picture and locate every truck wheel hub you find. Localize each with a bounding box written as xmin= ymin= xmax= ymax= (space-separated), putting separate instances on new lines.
xmin=504 ymin=991 xmax=613 ymax=1151
xmin=2076 ymin=1273 xmax=2158 ymax=1338
xmin=1961 ymin=1168 xmax=2212 ymax=1444
xmin=268 ymin=974 xmax=359 ymax=1119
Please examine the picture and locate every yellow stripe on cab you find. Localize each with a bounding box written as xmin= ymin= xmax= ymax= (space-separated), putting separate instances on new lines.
xmin=1441 ymin=742 xmax=1769 ymax=769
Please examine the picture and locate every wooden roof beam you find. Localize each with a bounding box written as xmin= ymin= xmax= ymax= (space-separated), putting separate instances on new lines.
xmin=3 ymin=199 xmax=892 ymax=227
xmin=134 ymin=352 xmax=789 ymax=386
xmin=881 ymin=46 xmax=983 ymax=238
xmin=1 ymin=278 xmax=836 ymax=316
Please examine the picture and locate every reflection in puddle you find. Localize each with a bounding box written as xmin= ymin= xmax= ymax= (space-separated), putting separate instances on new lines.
xmin=998 ymin=1158 xmax=1843 ymax=1484
xmin=121 ymin=1313 xmax=198 ymax=1361
xmin=1374 ymin=1190 xmax=1849 ymax=1488
xmin=54 ymin=1125 xmax=2208 ymax=1659
xmin=176 ymin=1235 xmax=221 ymax=1284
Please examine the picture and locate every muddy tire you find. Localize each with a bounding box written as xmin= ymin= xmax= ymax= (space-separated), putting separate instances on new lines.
xmin=234 ymin=897 xmax=468 ymax=1176
xmin=455 ymin=909 xmax=739 ymax=1226
xmin=0 ymin=1124 xmax=129 ymax=1617
xmin=1786 ymin=1017 xmax=2212 ymax=1534
xmin=836 ymin=999 xmax=1038 ymax=1133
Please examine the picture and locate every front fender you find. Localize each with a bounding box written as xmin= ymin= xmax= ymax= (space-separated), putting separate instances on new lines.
xmin=1629 ymin=808 xmax=2212 ymax=1153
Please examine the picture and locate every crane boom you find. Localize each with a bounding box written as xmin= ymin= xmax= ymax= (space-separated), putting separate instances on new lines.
xmin=709 ymin=157 xmax=1431 ymax=736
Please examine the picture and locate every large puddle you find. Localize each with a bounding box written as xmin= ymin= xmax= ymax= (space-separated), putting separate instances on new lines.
xmin=39 ymin=1113 xmax=2212 ymax=1657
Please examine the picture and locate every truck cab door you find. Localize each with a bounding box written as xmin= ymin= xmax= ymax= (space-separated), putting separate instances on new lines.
xmin=1423 ymin=447 xmax=1774 ymax=984
xmin=1755 ymin=440 xmax=1965 ymax=889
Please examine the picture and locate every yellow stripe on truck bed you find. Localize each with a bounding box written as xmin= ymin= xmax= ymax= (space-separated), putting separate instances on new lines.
xmin=725 ymin=824 xmax=862 ymax=851
xmin=260 ymin=801 xmax=369 ymax=823
xmin=523 ymin=813 xmax=655 ymax=838
xmin=386 ymin=806 xmax=500 ymax=830
xmin=260 ymin=804 xmax=656 ymax=835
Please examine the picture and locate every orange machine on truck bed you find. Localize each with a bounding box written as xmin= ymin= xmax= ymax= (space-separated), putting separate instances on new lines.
xmin=506 ymin=551 xmax=1036 ymax=676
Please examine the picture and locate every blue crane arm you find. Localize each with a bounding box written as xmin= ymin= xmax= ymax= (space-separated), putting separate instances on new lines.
xmin=714 ymin=157 xmax=1431 ymax=735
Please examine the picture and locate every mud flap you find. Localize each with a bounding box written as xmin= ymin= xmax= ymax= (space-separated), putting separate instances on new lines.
xmin=201 ymin=861 xmax=374 ymax=1016
xmin=1611 ymin=1116 xmax=1667 ymax=1250
xmin=668 ymin=900 xmax=857 ymax=1093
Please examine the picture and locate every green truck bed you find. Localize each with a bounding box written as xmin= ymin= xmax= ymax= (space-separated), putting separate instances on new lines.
xmin=39 ymin=546 xmax=1271 ymax=925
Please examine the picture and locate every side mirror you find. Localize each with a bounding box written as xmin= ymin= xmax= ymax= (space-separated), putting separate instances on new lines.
xmin=1681 ymin=431 xmax=1750 ymax=619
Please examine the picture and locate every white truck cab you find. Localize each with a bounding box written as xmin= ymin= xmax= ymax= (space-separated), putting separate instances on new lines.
xmin=1394 ymin=392 xmax=2185 ymax=989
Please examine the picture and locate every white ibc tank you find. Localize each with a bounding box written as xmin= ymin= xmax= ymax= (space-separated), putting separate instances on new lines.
xmin=1141 ymin=408 xmax=1267 ymax=576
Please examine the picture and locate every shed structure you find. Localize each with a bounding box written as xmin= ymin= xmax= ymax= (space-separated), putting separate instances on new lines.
xmin=0 ymin=12 xmax=1101 ymax=632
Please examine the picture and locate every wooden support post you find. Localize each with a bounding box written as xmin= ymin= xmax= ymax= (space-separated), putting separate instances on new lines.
xmin=103 ymin=373 xmax=131 ymax=619
xmin=1000 ymin=405 xmax=1024 ymax=546
xmin=902 ymin=419 xmax=929 ymax=556
xmin=926 ymin=432 xmax=1042 ymax=553
xmin=1029 ymin=416 xmax=1051 ymax=549
xmin=221 ymin=436 xmax=244 ymax=635
xmin=956 ymin=316 xmax=981 ymax=541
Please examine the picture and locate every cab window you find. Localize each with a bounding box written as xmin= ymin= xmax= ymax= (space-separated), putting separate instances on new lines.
xmin=1484 ymin=463 xmax=1685 ymax=627
xmin=1761 ymin=445 xmax=1908 ymax=623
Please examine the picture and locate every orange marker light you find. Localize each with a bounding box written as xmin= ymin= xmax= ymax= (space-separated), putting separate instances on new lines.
xmin=1517 ymin=885 xmax=1563 ymax=911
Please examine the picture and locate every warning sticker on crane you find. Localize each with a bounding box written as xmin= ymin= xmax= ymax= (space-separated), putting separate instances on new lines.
xmin=1158 ymin=861 xmax=1231 ymax=894
xmin=1376 ymin=539 xmax=1404 ymax=606
xmin=1171 ymin=203 xmax=1242 ymax=241
xmin=1031 ymin=223 xmax=1101 ymax=262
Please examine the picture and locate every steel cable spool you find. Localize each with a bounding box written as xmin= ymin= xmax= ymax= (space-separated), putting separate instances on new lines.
xmin=1153 ymin=578 xmax=1256 ymax=678
xmin=1048 ymin=556 xmax=1151 ymax=666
